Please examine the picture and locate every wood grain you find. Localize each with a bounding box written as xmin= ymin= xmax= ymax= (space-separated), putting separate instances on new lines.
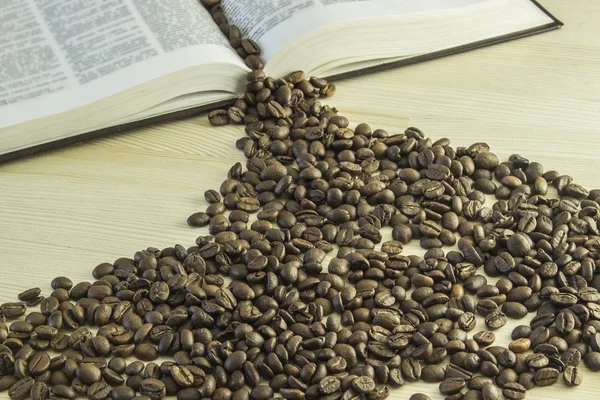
xmin=0 ymin=1 xmax=599 ymax=398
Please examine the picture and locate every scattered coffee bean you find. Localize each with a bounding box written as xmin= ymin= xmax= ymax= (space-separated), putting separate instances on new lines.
xmin=2 ymin=13 xmax=599 ymax=400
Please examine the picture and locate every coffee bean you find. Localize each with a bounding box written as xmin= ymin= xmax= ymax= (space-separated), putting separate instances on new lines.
xmin=171 ymin=365 xmax=194 ymax=388
xmin=421 ymin=364 xmax=445 ymax=382
xmin=534 ymin=367 xmax=559 ymax=386
xmin=88 ymin=381 xmax=112 ymax=400
xmin=208 ymin=109 xmax=229 ymax=126
xmin=29 ymin=381 xmax=48 ymax=400
xmin=28 ymin=351 xmax=50 ymax=376
xmin=1 ymin=302 xmax=27 ymax=318
xmin=9 ymin=377 xmax=35 ymax=400
xmin=562 ymin=348 xmax=581 ymax=367
xmin=410 ymin=394 xmax=431 ymax=400
xmin=51 ymin=384 xmax=76 ymax=399
xmin=502 ymin=302 xmax=528 ymax=319
xmin=18 ymin=288 xmax=41 ymax=302
xmin=502 ymin=382 xmax=526 ymax=400
xmin=481 ymin=381 xmax=499 ymax=400
xmin=509 ymin=338 xmax=530 ymax=353
xmin=485 ymin=310 xmax=507 ymax=329
xmin=457 ymin=312 xmax=476 ymax=331
xmin=439 ymin=377 xmax=466 ymax=395
xmin=318 ymin=376 xmax=340 ymax=394
xmin=249 ymin=385 xmax=273 ymax=400
xmin=352 ymin=376 xmax=375 ymax=393
xmin=563 ymin=365 xmax=582 ymax=386
xmin=77 ymin=363 xmax=102 ymax=385
xmin=112 ymin=385 xmax=136 ymax=400
xmin=139 ymin=378 xmax=166 ymax=400
xmin=473 ymin=331 xmax=495 ymax=346
xmin=135 ymin=343 xmax=158 ymax=361
xmin=584 ymin=351 xmax=600 ymax=371
xmin=187 ymin=212 xmax=210 ymax=227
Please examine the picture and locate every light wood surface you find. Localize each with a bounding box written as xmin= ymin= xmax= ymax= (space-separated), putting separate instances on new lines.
xmin=1 ymin=1 xmax=599 ymax=398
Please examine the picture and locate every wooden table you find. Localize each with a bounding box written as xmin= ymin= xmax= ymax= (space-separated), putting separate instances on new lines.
xmin=1 ymin=1 xmax=599 ymax=398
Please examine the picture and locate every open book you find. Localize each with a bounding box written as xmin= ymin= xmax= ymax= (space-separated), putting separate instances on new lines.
xmin=0 ymin=0 xmax=561 ymax=162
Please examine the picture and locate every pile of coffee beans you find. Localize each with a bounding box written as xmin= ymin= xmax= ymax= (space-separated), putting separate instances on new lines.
xmin=1 ymin=1 xmax=599 ymax=400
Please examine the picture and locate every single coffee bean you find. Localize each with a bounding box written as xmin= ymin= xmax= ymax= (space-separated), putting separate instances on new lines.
xmin=563 ymin=365 xmax=582 ymax=386
xmin=112 ymin=385 xmax=136 ymax=400
xmin=77 ymin=363 xmax=102 ymax=385
xmin=1 ymin=302 xmax=27 ymax=318
xmin=28 ymin=352 xmax=50 ymax=375
xmin=318 ymin=376 xmax=341 ymax=394
xmin=249 ymin=385 xmax=273 ymax=400
xmin=439 ymin=377 xmax=466 ymax=395
xmin=473 ymin=331 xmax=495 ymax=346
xmin=29 ymin=381 xmax=48 ymax=400
xmin=410 ymin=394 xmax=431 ymax=400
xmin=421 ymin=364 xmax=445 ymax=383
xmin=135 ymin=343 xmax=159 ymax=362
xmin=139 ymin=378 xmax=166 ymax=400
xmin=481 ymin=381 xmax=499 ymax=400
xmin=502 ymin=382 xmax=526 ymax=400
xmin=8 ymin=377 xmax=35 ymax=400
xmin=51 ymin=384 xmax=76 ymax=400
xmin=502 ymin=302 xmax=528 ymax=319
xmin=18 ymin=288 xmax=41 ymax=302
xmin=584 ymin=351 xmax=600 ymax=371
xmin=485 ymin=310 xmax=507 ymax=329
xmin=208 ymin=109 xmax=229 ymax=126
xmin=352 ymin=376 xmax=376 ymax=393
xmin=187 ymin=212 xmax=210 ymax=227
xmin=457 ymin=312 xmax=476 ymax=331
xmin=534 ymin=367 xmax=559 ymax=386
xmin=88 ymin=381 xmax=112 ymax=400
xmin=509 ymin=338 xmax=531 ymax=353
xmin=51 ymin=276 xmax=73 ymax=290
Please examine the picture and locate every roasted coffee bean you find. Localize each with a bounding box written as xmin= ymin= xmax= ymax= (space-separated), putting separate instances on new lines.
xmin=502 ymin=302 xmax=528 ymax=319
xmin=18 ymin=288 xmax=41 ymax=302
xmin=421 ymin=364 xmax=445 ymax=383
xmin=473 ymin=331 xmax=495 ymax=346
xmin=509 ymin=338 xmax=531 ymax=353
xmin=9 ymin=377 xmax=35 ymax=400
xmin=502 ymin=382 xmax=526 ymax=400
xmin=481 ymin=381 xmax=499 ymax=400
xmin=29 ymin=381 xmax=48 ymax=400
xmin=139 ymin=378 xmax=166 ymax=400
xmin=351 ymin=376 xmax=376 ymax=393
xmin=187 ymin=212 xmax=210 ymax=227
xmin=584 ymin=352 xmax=600 ymax=371
xmin=563 ymin=365 xmax=583 ymax=386
xmin=112 ymin=385 xmax=136 ymax=400
xmin=1 ymin=302 xmax=27 ymax=318
xmin=208 ymin=109 xmax=229 ymax=126
xmin=77 ymin=363 xmax=102 ymax=385
xmin=534 ymin=367 xmax=559 ymax=386
xmin=28 ymin=352 xmax=50 ymax=375
xmin=88 ymin=381 xmax=112 ymax=400
xmin=485 ymin=310 xmax=507 ymax=329
xmin=439 ymin=377 xmax=466 ymax=395
xmin=457 ymin=312 xmax=476 ymax=331
xmin=135 ymin=343 xmax=159 ymax=361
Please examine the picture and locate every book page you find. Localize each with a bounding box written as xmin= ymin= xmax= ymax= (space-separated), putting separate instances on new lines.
xmin=0 ymin=0 xmax=244 ymax=129
xmin=221 ymin=0 xmax=528 ymax=61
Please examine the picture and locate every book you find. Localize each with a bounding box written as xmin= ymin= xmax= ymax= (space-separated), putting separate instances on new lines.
xmin=0 ymin=0 xmax=562 ymax=162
